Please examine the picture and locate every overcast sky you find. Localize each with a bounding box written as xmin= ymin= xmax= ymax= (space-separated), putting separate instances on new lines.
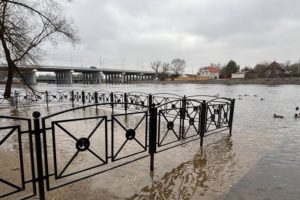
xmin=42 ymin=0 xmax=300 ymax=73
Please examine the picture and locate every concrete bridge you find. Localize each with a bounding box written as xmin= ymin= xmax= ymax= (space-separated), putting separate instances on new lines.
xmin=0 ymin=65 xmax=156 ymax=84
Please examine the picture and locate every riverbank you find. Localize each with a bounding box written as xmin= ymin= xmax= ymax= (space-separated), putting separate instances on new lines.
xmin=140 ymin=77 xmax=300 ymax=85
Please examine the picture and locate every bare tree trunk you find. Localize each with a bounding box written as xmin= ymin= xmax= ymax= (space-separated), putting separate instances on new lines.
xmin=1 ymin=27 xmax=37 ymax=98
xmin=4 ymin=65 xmax=14 ymax=98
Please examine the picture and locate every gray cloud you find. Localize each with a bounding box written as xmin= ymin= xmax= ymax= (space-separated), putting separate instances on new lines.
xmin=43 ymin=0 xmax=300 ymax=72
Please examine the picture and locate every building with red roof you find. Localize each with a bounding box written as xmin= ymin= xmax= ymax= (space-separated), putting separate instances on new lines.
xmin=198 ymin=66 xmax=220 ymax=79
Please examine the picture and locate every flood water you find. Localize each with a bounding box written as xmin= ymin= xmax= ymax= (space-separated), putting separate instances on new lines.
xmin=1 ymin=83 xmax=300 ymax=199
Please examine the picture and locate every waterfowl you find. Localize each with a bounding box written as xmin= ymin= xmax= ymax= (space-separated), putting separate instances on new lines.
xmin=254 ymin=95 xmax=258 ymax=97
xmin=238 ymin=98 xmax=242 ymax=100
xmin=295 ymin=114 xmax=299 ymax=118
xmin=296 ymin=107 xmax=299 ymax=111
xmin=273 ymin=114 xmax=284 ymax=118
xmin=261 ymin=98 xmax=265 ymax=101
xmin=244 ymin=94 xmax=249 ymax=96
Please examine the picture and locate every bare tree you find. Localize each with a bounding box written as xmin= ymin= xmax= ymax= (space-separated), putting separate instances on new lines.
xmin=0 ymin=0 xmax=78 ymax=98
xmin=209 ymin=63 xmax=222 ymax=68
xmin=150 ymin=60 xmax=161 ymax=78
xmin=171 ymin=58 xmax=186 ymax=76
xmin=254 ymin=63 xmax=268 ymax=78
xmin=160 ymin=62 xmax=170 ymax=80
xmin=284 ymin=60 xmax=291 ymax=70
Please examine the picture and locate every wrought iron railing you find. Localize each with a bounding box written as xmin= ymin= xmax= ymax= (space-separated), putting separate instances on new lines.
xmin=0 ymin=90 xmax=235 ymax=199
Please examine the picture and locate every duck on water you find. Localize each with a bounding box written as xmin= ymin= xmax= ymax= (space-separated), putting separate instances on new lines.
xmin=273 ymin=114 xmax=284 ymax=118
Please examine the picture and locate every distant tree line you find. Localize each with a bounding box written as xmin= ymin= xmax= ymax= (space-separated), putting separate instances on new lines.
xmin=244 ymin=60 xmax=300 ymax=78
xmin=199 ymin=59 xmax=300 ymax=79
xmin=150 ymin=58 xmax=186 ymax=80
xmin=151 ymin=58 xmax=300 ymax=80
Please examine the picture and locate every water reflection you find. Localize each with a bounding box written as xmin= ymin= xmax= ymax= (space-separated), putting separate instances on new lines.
xmin=127 ymin=136 xmax=234 ymax=200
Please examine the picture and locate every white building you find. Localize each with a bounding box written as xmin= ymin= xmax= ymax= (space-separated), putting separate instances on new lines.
xmin=231 ymin=71 xmax=246 ymax=79
xmin=198 ymin=67 xmax=219 ymax=79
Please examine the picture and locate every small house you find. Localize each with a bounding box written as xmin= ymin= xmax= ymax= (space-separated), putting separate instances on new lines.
xmin=198 ymin=67 xmax=219 ymax=79
xmin=264 ymin=62 xmax=285 ymax=78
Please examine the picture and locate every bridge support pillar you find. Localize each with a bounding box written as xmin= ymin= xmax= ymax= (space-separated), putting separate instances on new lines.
xmin=113 ymin=74 xmax=116 ymax=84
xmin=55 ymin=71 xmax=72 ymax=85
xmin=116 ymin=74 xmax=119 ymax=83
xmin=83 ymin=72 xmax=99 ymax=84
xmin=93 ymin=72 xmax=101 ymax=84
xmin=121 ymin=73 xmax=126 ymax=84
xmin=108 ymin=74 xmax=112 ymax=84
xmin=111 ymin=74 xmax=114 ymax=84
xmin=22 ymin=70 xmax=37 ymax=85
xmin=67 ymin=71 xmax=73 ymax=84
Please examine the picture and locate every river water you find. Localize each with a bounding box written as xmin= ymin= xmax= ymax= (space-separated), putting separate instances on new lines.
xmin=0 ymin=83 xmax=300 ymax=199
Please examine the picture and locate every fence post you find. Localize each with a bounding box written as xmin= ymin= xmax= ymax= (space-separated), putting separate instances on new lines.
xmin=229 ymin=99 xmax=235 ymax=135
xmin=71 ymin=90 xmax=75 ymax=107
xmin=200 ymin=101 xmax=207 ymax=147
xmin=124 ymin=92 xmax=128 ymax=112
xmin=45 ymin=90 xmax=49 ymax=108
xmin=32 ymin=111 xmax=45 ymax=200
xmin=180 ymin=96 xmax=187 ymax=139
xmin=217 ymin=104 xmax=221 ymax=129
xmin=14 ymin=90 xmax=18 ymax=109
xmin=148 ymin=94 xmax=153 ymax=108
xmin=149 ymin=105 xmax=157 ymax=171
xmin=81 ymin=91 xmax=85 ymax=106
xmin=94 ymin=91 xmax=98 ymax=104
xmin=110 ymin=92 xmax=114 ymax=111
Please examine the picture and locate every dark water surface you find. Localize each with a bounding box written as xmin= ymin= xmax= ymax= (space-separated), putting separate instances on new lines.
xmin=1 ymin=83 xmax=300 ymax=199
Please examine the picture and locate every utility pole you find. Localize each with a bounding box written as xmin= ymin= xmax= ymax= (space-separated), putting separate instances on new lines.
xmin=70 ymin=52 xmax=73 ymax=67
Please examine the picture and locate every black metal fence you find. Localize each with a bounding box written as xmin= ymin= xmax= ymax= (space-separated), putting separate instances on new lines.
xmin=0 ymin=90 xmax=235 ymax=200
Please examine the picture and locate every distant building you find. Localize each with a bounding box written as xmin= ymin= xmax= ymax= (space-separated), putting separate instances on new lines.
xmin=244 ymin=69 xmax=258 ymax=79
xmin=198 ymin=67 xmax=219 ymax=79
xmin=231 ymin=71 xmax=246 ymax=79
xmin=264 ymin=62 xmax=285 ymax=78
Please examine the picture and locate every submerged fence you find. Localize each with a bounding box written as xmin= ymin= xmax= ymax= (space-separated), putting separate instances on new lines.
xmin=0 ymin=90 xmax=235 ymax=200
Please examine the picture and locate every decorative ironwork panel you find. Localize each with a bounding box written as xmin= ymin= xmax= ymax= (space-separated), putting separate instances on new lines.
xmin=157 ymin=108 xmax=181 ymax=147
xmin=112 ymin=111 xmax=148 ymax=161
xmin=127 ymin=94 xmax=148 ymax=110
xmin=0 ymin=117 xmax=36 ymax=200
xmin=206 ymin=100 xmax=231 ymax=133
xmin=113 ymin=93 xmax=124 ymax=109
xmin=182 ymin=105 xmax=201 ymax=139
xmin=0 ymin=126 xmax=25 ymax=198
xmin=51 ymin=116 xmax=108 ymax=180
